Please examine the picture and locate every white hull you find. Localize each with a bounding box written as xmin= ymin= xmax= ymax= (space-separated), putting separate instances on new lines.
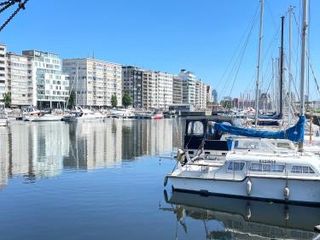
xmin=0 ymin=119 xmax=8 ymax=126
xmin=167 ymin=175 xmax=320 ymax=205
xmin=29 ymin=115 xmax=63 ymax=122
xmin=63 ymin=115 xmax=104 ymax=122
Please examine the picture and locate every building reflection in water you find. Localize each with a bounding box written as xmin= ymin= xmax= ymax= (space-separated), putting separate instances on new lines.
xmin=0 ymin=119 xmax=183 ymax=187
xmin=162 ymin=190 xmax=319 ymax=240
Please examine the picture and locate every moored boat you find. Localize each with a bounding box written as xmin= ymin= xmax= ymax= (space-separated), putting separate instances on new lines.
xmin=0 ymin=103 xmax=8 ymax=127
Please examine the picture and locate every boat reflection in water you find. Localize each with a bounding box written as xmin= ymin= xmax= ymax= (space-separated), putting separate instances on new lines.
xmin=162 ymin=190 xmax=320 ymax=239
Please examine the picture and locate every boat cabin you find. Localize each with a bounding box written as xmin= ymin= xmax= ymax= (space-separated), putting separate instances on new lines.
xmin=184 ymin=118 xmax=234 ymax=155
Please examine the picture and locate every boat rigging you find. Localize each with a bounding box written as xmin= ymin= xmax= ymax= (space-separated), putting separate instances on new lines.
xmin=0 ymin=0 xmax=29 ymax=32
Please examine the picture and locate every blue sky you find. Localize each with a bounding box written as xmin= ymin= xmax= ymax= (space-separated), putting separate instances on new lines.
xmin=1 ymin=0 xmax=319 ymax=100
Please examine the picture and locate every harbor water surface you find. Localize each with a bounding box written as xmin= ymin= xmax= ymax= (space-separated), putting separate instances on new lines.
xmin=0 ymin=119 xmax=318 ymax=240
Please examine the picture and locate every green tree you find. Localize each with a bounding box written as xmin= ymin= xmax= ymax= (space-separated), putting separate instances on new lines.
xmin=221 ymin=100 xmax=231 ymax=109
xmin=68 ymin=90 xmax=76 ymax=109
xmin=111 ymin=94 xmax=118 ymax=108
xmin=3 ymin=92 xmax=11 ymax=108
xmin=122 ymin=92 xmax=132 ymax=108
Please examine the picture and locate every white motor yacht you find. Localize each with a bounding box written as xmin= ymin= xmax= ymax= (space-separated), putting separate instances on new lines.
xmin=166 ymin=150 xmax=320 ymax=205
xmin=62 ymin=107 xmax=104 ymax=122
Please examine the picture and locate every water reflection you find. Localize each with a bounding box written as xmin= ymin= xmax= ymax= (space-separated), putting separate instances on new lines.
xmin=163 ymin=191 xmax=319 ymax=239
xmin=0 ymin=119 xmax=183 ymax=188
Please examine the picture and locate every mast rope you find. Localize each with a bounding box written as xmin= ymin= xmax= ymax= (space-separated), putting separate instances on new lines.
xmin=0 ymin=0 xmax=29 ymax=32
xmin=217 ymin=4 xmax=259 ymax=97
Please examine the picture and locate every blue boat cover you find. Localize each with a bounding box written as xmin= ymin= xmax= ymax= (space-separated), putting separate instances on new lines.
xmin=214 ymin=116 xmax=305 ymax=143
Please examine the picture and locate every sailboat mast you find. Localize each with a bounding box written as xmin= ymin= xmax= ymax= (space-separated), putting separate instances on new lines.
xmin=255 ymin=0 xmax=264 ymax=127
xmin=298 ymin=0 xmax=309 ymax=152
xmin=279 ymin=16 xmax=285 ymax=118
xmin=288 ymin=6 xmax=294 ymax=125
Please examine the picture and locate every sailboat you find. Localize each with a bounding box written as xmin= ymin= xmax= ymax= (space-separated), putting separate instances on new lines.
xmin=165 ymin=0 xmax=320 ymax=205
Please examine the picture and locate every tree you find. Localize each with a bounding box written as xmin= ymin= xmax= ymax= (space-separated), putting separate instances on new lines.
xmin=111 ymin=94 xmax=118 ymax=108
xmin=68 ymin=90 xmax=76 ymax=109
xmin=122 ymin=92 xmax=132 ymax=108
xmin=221 ymin=100 xmax=231 ymax=109
xmin=3 ymin=92 xmax=11 ymax=108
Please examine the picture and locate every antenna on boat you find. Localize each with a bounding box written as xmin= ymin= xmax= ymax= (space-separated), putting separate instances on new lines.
xmin=298 ymin=0 xmax=309 ymax=152
xmin=254 ymin=0 xmax=264 ymax=127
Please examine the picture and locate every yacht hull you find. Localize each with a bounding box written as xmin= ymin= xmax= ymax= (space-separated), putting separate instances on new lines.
xmin=167 ymin=175 xmax=320 ymax=205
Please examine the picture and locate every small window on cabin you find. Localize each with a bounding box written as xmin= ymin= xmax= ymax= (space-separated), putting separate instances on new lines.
xmin=271 ymin=164 xmax=285 ymax=172
xmin=193 ymin=121 xmax=204 ymax=136
xmin=302 ymin=166 xmax=315 ymax=174
xmin=291 ymin=166 xmax=302 ymax=173
xmin=250 ymin=163 xmax=262 ymax=171
xmin=262 ymin=164 xmax=271 ymax=172
xmin=277 ymin=142 xmax=290 ymax=149
xmin=228 ymin=162 xmax=245 ymax=171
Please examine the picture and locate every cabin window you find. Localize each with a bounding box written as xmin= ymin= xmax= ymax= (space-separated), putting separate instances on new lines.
xmin=291 ymin=165 xmax=315 ymax=174
xmin=187 ymin=121 xmax=204 ymax=136
xmin=250 ymin=163 xmax=262 ymax=171
xmin=193 ymin=121 xmax=204 ymax=136
xmin=228 ymin=162 xmax=245 ymax=171
xmin=291 ymin=166 xmax=302 ymax=173
xmin=277 ymin=142 xmax=290 ymax=149
xmin=262 ymin=164 xmax=271 ymax=172
xmin=271 ymin=164 xmax=285 ymax=172
xmin=250 ymin=163 xmax=285 ymax=172
xmin=303 ymin=166 xmax=315 ymax=174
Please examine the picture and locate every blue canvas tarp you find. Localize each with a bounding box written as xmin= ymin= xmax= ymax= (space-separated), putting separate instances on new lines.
xmin=214 ymin=116 xmax=305 ymax=143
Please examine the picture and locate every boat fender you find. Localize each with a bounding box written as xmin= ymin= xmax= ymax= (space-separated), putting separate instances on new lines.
xmin=246 ymin=207 xmax=251 ymax=220
xmin=176 ymin=149 xmax=186 ymax=166
xmin=284 ymin=187 xmax=290 ymax=200
xmin=284 ymin=206 xmax=289 ymax=221
xmin=314 ymin=225 xmax=320 ymax=233
xmin=246 ymin=180 xmax=252 ymax=195
xmin=164 ymin=176 xmax=168 ymax=187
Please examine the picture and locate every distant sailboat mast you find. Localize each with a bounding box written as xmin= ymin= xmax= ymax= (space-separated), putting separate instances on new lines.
xmin=298 ymin=0 xmax=309 ymax=152
xmin=255 ymin=0 xmax=264 ymax=127
xmin=288 ymin=6 xmax=294 ymax=125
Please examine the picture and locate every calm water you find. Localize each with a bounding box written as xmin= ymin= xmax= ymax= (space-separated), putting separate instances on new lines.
xmin=0 ymin=119 xmax=318 ymax=240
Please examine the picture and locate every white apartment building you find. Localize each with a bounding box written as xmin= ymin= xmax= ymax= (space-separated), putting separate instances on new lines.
xmin=195 ymin=81 xmax=207 ymax=109
xmin=6 ymin=53 xmax=33 ymax=106
xmin=63 ymin=58 xmax=122 ymax=107
xmin=206 ymin=85 xmax=213 ymax=103
xmin=0 ymin=44 xmax=6 ymax=101
xmin=178 ymin=69 xmax=207 ymax=109
xmin=22 ymin=50 xmax=69 ymax=108
xmin=172 ymin=76 xmax=183 ymax=104
xmin=142 ymin=70 xmax=173 ymax=109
